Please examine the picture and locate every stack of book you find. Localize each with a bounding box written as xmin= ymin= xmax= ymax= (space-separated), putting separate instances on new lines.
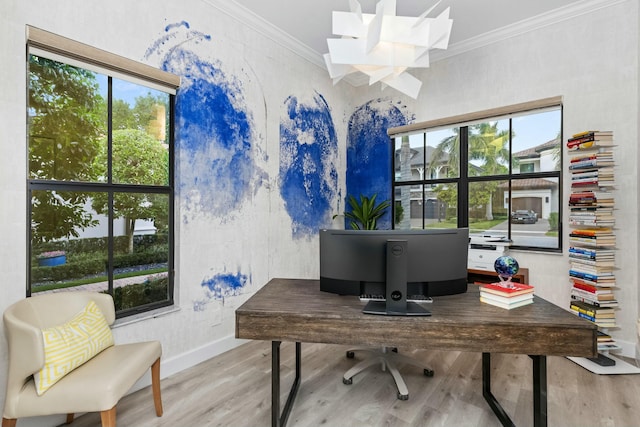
xmin=570 ymin=300 xmax=616 ymax=329
xmin=567 ymin=131 xmax=613 ymax=151
xmin=568 ymin=190 xmax=614 ymax=208
xmin=568 ymin=152 xmax=614 ymax=170
xmin=479 ymin=282 xmax=534 ymax=309
xmin=569 ymin=246 xmax=615 ymax=271
xmin=570 ymin=280 xmax=618 ymax=308
xmin=595 ymin=330 xmax=621 ymax=352
xmin=570 ymin=168 xmax=614 ymax=189
xmin=568 ymin=228 xmax=616 ymax=248
xmin=569 ymin=206 xmax=614 ymax=227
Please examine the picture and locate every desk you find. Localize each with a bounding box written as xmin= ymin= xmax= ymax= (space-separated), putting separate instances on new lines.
xmin=235 ymin=278 xmax=597 ymax=427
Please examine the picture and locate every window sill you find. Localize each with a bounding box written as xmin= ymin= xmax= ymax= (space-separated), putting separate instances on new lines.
xmin=113 ymin=305 xmax=180 ymax=328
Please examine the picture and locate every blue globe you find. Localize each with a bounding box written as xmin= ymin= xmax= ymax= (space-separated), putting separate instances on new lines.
xmin=494 ymin=256 xmax=519 ymax=281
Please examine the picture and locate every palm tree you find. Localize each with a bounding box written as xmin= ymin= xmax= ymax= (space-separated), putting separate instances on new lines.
xmin=398 ymin=135 xmax=412 ymax=229
xmin=427 ymin=128 xmax=461 ymax=178
xmin=468 ymin=122 xmax=510 ymax=220
xmin=428 ymin=123 xmax=510 ymax=221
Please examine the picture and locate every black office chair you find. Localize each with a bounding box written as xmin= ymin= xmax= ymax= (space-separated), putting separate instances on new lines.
xmin=342 ymin=346 xmax=434 ymax=400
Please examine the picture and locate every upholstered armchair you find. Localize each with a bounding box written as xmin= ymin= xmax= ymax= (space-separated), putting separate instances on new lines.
xmin=2 ymin=291 xmax=163 ymax=427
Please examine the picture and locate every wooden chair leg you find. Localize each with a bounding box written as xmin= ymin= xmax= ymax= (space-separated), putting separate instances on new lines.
xmin=66 ymin=413 xmax=75 ymax=424
xmin=2 ymin=418 xmax=17 ymax=427
xmin=151 ymin=357 xmax=163 ymax=416
xmin=100 ymin=407 xmax=116 ymax=427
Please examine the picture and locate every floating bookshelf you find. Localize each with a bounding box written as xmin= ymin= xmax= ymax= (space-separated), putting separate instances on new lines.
xmin=566 ymin=130 xmax=624 ymax=373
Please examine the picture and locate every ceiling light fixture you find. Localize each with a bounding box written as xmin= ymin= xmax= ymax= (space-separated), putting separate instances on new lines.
xmin=324 ymin=0 xmax=453 ymax=99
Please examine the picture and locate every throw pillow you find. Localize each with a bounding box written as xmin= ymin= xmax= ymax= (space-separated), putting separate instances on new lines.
xmin=34 ymin=300 xmax=114 ymax=395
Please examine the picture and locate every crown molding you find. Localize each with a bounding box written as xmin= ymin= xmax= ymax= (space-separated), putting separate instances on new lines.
xmin=430 ymin=0 xmax=628 ymax=63
xmin=201 ymin=0 xmax=326 ymax=69
xmin=203 ymin=0 xmax=627 ymax=87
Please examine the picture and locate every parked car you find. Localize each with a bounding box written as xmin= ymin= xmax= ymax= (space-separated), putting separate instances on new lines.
xmin=511 ymin=210 xmax=537 ymax=224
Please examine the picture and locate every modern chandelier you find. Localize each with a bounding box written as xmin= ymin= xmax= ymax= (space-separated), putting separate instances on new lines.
xmin=324 ymin=0 xmax=453 ymax=99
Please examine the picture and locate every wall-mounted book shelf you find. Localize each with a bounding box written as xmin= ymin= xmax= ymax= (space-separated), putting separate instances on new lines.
xmin=565 ymin=131 xmax=629 ymax=373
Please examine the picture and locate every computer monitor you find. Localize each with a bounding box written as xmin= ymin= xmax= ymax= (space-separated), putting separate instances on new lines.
xmin=319 ymin=228 xmax=469 ymax=316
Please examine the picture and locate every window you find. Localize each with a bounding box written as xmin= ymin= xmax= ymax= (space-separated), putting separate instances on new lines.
xmin=391 ymin=99 xmax=562 ymax=252
xmin=27 ymin=27 xmax=179 ymax=316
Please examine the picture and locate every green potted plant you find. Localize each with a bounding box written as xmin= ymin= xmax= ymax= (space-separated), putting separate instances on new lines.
xmin=344 ymin=193 xmax=391 ymax=230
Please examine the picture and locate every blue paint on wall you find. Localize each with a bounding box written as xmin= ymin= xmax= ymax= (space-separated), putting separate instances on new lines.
xmin=200 ymin=271 xmax=249 ymax=306
xmin=346 ymin=99 xmax=411 ymax=230
xmin=280 ymin=93 xmax=338 ymax=238
xmin=145 ymin=22 xmax=258 ymax=220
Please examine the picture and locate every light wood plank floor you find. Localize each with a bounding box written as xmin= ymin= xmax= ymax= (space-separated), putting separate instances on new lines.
xmin=73 ymin=341 xmax=640 ymax=427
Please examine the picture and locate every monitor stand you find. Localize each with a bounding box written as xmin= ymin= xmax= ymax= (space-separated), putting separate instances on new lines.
xmin=362 ymin=300 xmax=431 ymax=316
xmin=362 ymin=239 xmax=431 ymax=317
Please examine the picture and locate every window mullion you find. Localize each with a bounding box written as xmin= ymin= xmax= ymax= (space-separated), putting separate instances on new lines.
xmin=459 ymin=126 xmax=469 ymax=228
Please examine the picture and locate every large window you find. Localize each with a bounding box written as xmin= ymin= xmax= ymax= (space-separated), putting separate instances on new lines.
xmin=27 ymin=27 xmax=179 ymax=316
xmin=391 ymin=99 xmax=562 ymax=251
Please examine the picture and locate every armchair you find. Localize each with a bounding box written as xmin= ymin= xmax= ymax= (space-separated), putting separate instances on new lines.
xmin=2 ymin=291 xmax=162 ymax=427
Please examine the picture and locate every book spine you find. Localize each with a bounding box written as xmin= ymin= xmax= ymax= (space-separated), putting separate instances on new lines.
xmin=570 ymin=294 xmax=617 ymax=307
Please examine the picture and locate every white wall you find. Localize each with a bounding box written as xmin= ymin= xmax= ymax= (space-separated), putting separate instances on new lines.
xmin=0 ymin=1 xmax=356 ymax=425
xmin=0 ymin=1 xmax=638 ymax=425
xmin=411 ymin=0 xmax=639 ymax=353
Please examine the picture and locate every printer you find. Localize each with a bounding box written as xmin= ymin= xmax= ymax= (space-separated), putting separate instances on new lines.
xmin=468 ymin=235 xmax=511 ymax=271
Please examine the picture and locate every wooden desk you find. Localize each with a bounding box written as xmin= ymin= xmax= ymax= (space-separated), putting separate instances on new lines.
xmin=236 ymin=278 xmax=597 ymax=427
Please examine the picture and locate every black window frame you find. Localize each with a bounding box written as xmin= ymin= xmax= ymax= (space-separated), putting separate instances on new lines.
xmin=26 ymin=29 xmax=178 ymax=318
xmin=390 ymin=103 xmax=563 ymax=253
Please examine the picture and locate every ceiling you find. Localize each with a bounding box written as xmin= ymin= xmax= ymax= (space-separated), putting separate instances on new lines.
xmin=233 ymin=0 xmax=586 ymax=55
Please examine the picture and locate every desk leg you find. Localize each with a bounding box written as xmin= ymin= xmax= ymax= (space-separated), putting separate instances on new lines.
xmin=530 ymin=355 xmax=547 ymax=427
xmin=482 ymin=353 xmax=548 ymax=427
xmin=272 ymin=341 xmax=301 ymax=427
xmin=482 ymin=353 xmax=515 ymax=427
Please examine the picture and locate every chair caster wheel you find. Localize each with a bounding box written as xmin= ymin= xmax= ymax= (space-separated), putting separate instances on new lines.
xmin=424 ymin=369 xmax=434 ymax=377
xmin=343 ymin=377 xmax=353 ymax=385
xmin=397 ymin=393 xmax=409 ymax=400
xmin=346 ymin=351 xmax=355 ymax=359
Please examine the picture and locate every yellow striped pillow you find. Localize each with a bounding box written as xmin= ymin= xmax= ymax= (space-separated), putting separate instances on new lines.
xmin=34 ymin=300 xmax=114 ymax=395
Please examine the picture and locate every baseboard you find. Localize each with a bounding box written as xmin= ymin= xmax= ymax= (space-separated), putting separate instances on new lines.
xmin=616 ymin=338 xmax=639 ymax=360
xmin=129 ymin=334 xmax=248 ymax=393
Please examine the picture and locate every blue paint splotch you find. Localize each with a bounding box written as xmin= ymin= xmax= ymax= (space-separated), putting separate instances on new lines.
xmin=280 ymin=93 xmax=338 ymax=238
xmin=145 ymin=22 xmax=261 ymax=221
xmin=195 ymin=271 xmax=250 ymax=310
xmin=346 ymin=99 xmax=412 ymax=230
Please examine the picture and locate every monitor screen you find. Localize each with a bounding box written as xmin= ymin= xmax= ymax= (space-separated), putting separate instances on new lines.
xmin=319 ymin=228 xmax=469 ymax=315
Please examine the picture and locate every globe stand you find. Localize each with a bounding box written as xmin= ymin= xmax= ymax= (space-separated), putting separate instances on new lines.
xmin=493 ymin=256 xmax=520 ymax=288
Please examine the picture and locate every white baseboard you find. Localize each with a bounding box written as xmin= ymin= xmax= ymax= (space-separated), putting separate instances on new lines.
xmin=130 ymin=334 xmax=248 ymax=393
xmin=616 ymin=338 xmax=639 ymax=360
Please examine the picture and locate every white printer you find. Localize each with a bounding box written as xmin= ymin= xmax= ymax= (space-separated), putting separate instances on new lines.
xmin=468 ymin=235 xmax=511 ymax=271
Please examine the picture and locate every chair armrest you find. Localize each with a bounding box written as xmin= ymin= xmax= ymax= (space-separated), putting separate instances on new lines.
xmin=3 ymin=308 xmax=45 ymax=378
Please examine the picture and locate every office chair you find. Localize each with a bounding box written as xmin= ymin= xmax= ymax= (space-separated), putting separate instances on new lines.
xmin=342 ymin=346 xmax=434 ymax=400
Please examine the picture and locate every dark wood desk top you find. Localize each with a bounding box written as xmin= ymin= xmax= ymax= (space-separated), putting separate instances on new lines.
xmin=236 ymin=278 xmax=597 ymax=357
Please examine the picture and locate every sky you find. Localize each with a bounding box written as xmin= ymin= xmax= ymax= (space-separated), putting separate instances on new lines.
xmin=400 ymin=108 xmax=561 ymax=165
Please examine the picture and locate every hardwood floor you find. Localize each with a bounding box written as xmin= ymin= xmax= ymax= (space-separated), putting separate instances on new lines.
xmin=73 ymin=341 xmax=640 ymax=427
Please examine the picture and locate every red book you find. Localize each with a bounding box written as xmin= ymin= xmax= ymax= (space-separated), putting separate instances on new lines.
xmin=479 ymin=282 xmax=534 ymax=297
xmin=570 ymin=154 xmax=598 ymax=163
xmin=571 ymin=280 xmax=612 ymax=294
